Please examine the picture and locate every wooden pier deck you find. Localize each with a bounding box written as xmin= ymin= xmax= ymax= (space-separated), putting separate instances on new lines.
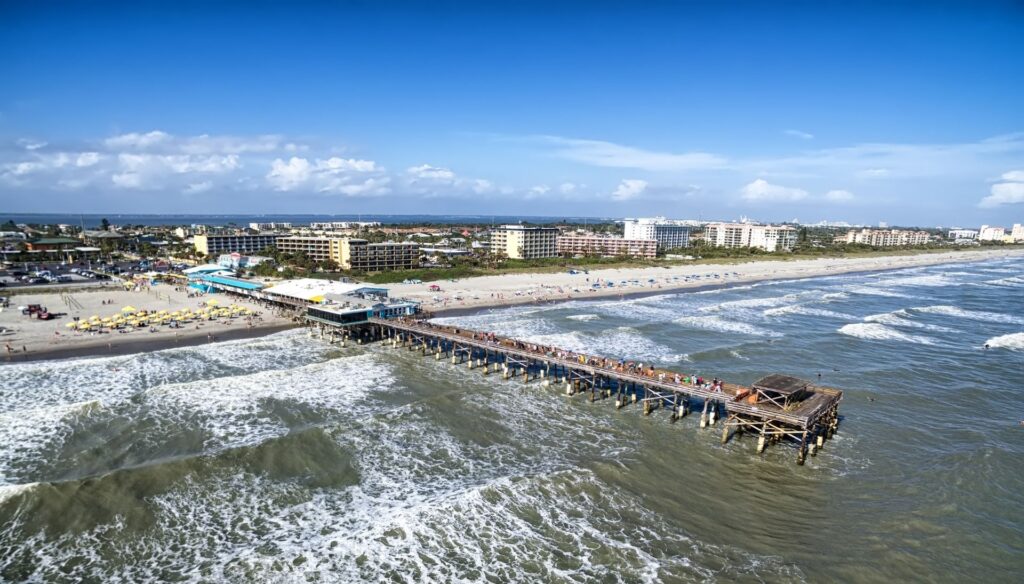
xmin=313 ymin=316 xmax=843 ymax=464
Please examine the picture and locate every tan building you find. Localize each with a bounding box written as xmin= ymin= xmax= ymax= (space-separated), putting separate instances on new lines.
xmin=842 ymin=229 xmax=930 ymax=246
xmin=276 ymin=236 xmax=334 ymax=262
xmin=194 ymin=233 xmax=281 ymax=256
xmin=275 ymin=236 xmax=419 ymax=271
xmin=703 ymin=223 xmax=798 ymax=251
xmin=556 ymin=234 xmax=657 ymax=259
xmin=337 ymin=239 xmax=419 ymax=271
xmin=490 ymin=225 xmax=559 ymax=259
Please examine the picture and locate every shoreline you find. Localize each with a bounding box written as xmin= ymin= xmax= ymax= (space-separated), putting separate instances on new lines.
xmin=3 ymin=247 xmax=1020 ymax=363
xmin=2 ymin=323 xmax=299 ymax=364
xmin=413 ymin=248 xmax=1024 ymax=318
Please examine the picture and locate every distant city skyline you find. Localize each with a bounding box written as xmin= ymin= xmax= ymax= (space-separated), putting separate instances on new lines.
xmin=2 ymin=1 xmax=1023 ymax=224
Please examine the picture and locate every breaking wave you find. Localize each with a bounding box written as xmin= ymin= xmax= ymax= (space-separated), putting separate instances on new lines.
xmin=864 ymin=310 xmax=956 ymax=332
xmin=837 ymin=323 xmax=935 ymax=345
xmin=983 ymin=332 xmax=1024 ymax=351
xmin=910 ymin=305 xmax=1024 ymax=325
xmin=674 ymin=315 xmax=781 ymax=337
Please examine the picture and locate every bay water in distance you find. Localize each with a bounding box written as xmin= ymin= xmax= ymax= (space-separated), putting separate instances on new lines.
xmin=1 ymin=257 xmax=1022 ymax=582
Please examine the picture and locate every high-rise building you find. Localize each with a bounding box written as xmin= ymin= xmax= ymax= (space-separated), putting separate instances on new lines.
xmin=842 ymin=229 xmax=931 ymax=246
xmin=947 ymin=229 xmax=978 ymax=241
xmin=622 ymin=217 xmax=691 ymax=249
xmin=248 ymin=222 xmax=292 ymax=231
xmin=556 ymin=234 xmax=657 ymax=259
xmin=703 ymin=223 xmax=798 ymax=251
xmin=275 ymin=236 xmax=419 ymax=270
xmin=978 ymin=225 xmax=1006 ymax=241
xmin=194 ymin=233 xmax=281 ymax=256
xmin=1011 ymin=224 xmax=1024 ymax=242
xmin=276 ymin=236 xmax=334 ymax=261
xmin=489 ymin=225 xmax=559 ymax=259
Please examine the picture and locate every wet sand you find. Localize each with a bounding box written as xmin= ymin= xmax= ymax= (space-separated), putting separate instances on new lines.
xmin=397 ymin=248 xmax=1024 ymax=314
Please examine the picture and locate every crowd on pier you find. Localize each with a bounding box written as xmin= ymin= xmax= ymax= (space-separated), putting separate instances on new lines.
xmin=398 ymin=317 xmax=729 ymax=394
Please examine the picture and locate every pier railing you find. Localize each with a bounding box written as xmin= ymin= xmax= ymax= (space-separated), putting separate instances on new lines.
xmin=307 ymin=316 xmax=843 ymax=464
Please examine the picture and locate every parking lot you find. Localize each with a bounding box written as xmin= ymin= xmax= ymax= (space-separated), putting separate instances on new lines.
xmin=0 ymin=260 xmax=174 ymax=289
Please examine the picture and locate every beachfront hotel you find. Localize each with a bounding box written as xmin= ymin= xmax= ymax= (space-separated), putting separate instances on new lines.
xmin=622 ymin=217 xmax=692 ymax=249
xmin=193 ymin=233 xmax=283 ymax=256
xmin=703 ymin=222 xmax=798 ymax=252
xmin=247 ymin=222 xmax=292 ymax=231
xmin=489 ymin=225 xmax=559 ymax=259
xmin=842 ymin=228 xmax=931 ymax=246
xmin=556 ymin=234 xmax=658 ymax=259
xmin=276 ymin=235 xmax=419 ymax=271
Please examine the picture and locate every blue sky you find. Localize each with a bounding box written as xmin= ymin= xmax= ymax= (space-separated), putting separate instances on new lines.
xmin=1 ymin=1 xmax=1023 ymax=226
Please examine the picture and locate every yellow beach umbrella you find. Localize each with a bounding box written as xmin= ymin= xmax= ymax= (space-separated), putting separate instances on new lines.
xmin=122 ymin=306 xmax=137 ymax=313
xmin=90 ymin=315 xmax=100 ymax=321
xmin=65 ymin=322 xmax=77 ymax=328
xmin=78 ymin=322 xmax=91 ymax=329
xmin=206 ymin=299 xmax=220 ymax=306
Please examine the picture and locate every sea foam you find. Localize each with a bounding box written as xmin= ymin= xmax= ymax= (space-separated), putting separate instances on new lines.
xmin=837 ymin=323 xmax=934 ymax=345
xmin=983 ymin=332 xmax=1024 ymax=351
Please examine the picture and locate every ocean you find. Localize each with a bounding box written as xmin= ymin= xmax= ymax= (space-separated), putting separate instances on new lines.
xmin=0 ymin=213 xmax=608 ymax=229
xmin=1 ymin=257 xmax=1022 ymax=582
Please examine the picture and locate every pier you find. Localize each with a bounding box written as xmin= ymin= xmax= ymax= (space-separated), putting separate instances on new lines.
xmin=309 ymin=316 xmax=844 ymax=465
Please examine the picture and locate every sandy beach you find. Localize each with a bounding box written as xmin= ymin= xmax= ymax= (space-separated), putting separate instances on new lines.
xmin=391 ymin=248 xmax=1024 ymax=314
xmin=2 ymin=247 xmax=1020 ymax=361
xmin=0 ymin=284 xmax=297 ymax=362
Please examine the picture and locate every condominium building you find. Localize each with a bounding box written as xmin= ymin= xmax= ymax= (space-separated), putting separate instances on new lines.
xmin=947 ymin=229 xmax=978 ymax=241
xmin=276 ymin=236 xmax=334 ymax=262
xmin=275 ymin=236 xmax=419 ymax=271
xmin=248 ymin=222 xmax=292 ymax=231
xmin=978 ymin=225 xmax=1006 ymax=241
xmin=1011 ymin=224 xmax=1024 ymax=242
xmin=309 ymin=221 xmax=381 ymax=230
xmin=623 ymin=217 xmax=692 ymax=249
xmin=194 ymin=233 xmax=281 ymax=256
xmin=703 ymin=223 xmax=798 ymax=251
xmin=490 ymin=225 xmax=559 ymax=259
xmin=556 ymin=234 xmax=658 ymax=259
xmin=842 ymin=229 xmax=931 ymax=246
xmin=338 ymin=239 xmax=419 ymax=271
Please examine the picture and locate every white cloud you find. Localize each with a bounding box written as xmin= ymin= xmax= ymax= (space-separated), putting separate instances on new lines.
xmin=611 ymin=179 xmax=648 ymax=201
xmin=319 ymin=157 xmax=377 ymax=173
xmin=784 ymin=129 xmax=814 ymax=140
xmin=472 ymin=179 xmax=494 ymax=194
xmin=76 ymin=152 xmax=101 ymax=167
xmin=266 ymin=157 xmax=313 ymax=190
xmin=858 ymin=168 xmax=889 ymax=178
xmin=184 ymin=181 xmax=213 ymax=194
xmin=105 ymin=130 xmax=171 ymax=149
xmin=112 ymin=172 xmax=143 ymax=188
xmin=824 ymin=189 xmax=854 ymax=202
xmin=266 ymin=156 xmax=387 ymax=196
xmin=406 ymin=164 xmax=457 ymax=182
xmin=17 ymin=139 xmax=48 ymax=151
xmin=559 ymin=182 xmax=577 ymax=193
xmin=541 ymin=136 xmax=727 ymax=172
xmin=324 ymin=176 xmax=391 ymax=196
xmin=979 ymin=171 xmax=1024 ymax=208
xmin=741 ymin=178 xmax=808 ymax=202
xmin=529 ymin=185 xmax=551 ymax=195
